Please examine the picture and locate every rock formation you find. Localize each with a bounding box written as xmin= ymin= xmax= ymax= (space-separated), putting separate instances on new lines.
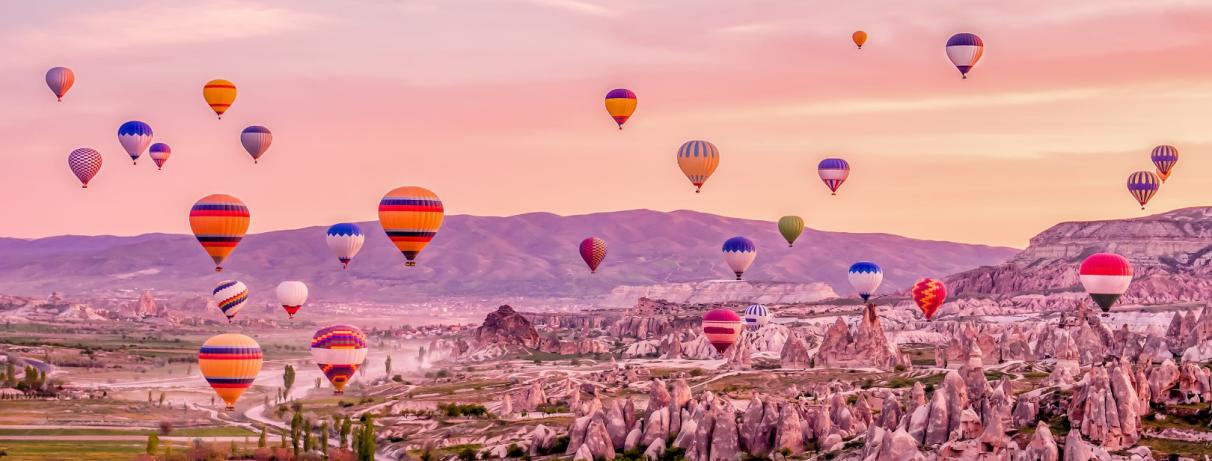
xmin=475 ymin=305 xmax=540 ymax=349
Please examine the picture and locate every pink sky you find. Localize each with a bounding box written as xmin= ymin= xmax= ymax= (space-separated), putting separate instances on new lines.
xmin=5 ymin=0 xmax=1212 ymax=247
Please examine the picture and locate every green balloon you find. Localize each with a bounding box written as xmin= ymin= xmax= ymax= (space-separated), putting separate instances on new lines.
xmin=778 ymin=216 xmax=804 ymax=247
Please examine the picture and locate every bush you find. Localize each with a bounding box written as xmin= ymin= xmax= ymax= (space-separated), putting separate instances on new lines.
xmin=459 ymin=447 xmax=478 ymax=461
xmin=439 ymin=403 xmax=490 ymax=418
xmin=506 ymin=443 xmax=525 ymax=458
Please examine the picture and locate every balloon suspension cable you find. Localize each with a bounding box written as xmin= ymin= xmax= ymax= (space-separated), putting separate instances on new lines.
xmin=215 ymin=267 xmax=223 ymax=272
xmin=735 ymin=273 xmax=742 ymax=281
xmin=618 ymin=126 xmax=623 ymax=131
xmin=788 ymin=244 xmax=793 ymax=248
xmin=132 ymin=160 xmax=137 ymax=165
xmin=962 ymin=74 xmax=967 ymax=79
xmin=57 ymin=97 xmax=62 ymax=102
xmin=405 ymin=261 xmax=416 ymax=267
xmin=82 ymin=185 xmax=87 ymax=189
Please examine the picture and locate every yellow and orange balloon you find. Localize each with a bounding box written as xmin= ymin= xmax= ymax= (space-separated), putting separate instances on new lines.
xmin=203 ymin=79 xmax=237 ymax=119
xmin=378 ymin=186 xmax=444 ymax=266
xmin=604 ymin=88 xmax=637 ymax=129
xmin=189 ymin=194 xmax=250 ymax=272
xmin=198 ymin=334 xmax=262 ymax=411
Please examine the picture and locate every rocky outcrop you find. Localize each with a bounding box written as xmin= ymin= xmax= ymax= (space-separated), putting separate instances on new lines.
xmin=475 ymin=305 xmax=540 ymax=348
xmin=780 ymin=332 xmax=813 ymax=368
xmin=816 ymin=304 xmax=909 ymax=370
xmin=1067 ymin=363 xmax=1140 ymax=450
xmin=1019 ymin=421 xmax=1058 ymax=461
xmin=600 ymin=280 xmax=837 ymax=308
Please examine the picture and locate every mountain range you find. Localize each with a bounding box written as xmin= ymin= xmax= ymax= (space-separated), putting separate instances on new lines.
xmin=0 ymin=209 xmax=1016 ymax=303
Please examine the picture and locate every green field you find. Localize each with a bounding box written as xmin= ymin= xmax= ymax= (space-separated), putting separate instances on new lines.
xmin=0 ymin=426 xmax=257 ymax=438
xmin=0 ymin=440 xmax=149 ymax=461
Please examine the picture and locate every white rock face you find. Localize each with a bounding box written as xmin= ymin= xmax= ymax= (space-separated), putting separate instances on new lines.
xmin=600 ymin=280 xmax=837 ymax=307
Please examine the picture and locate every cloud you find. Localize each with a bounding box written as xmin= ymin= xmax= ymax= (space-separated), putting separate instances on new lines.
xmin=9 ymin=1 xmax=324 ymax=54
xmin=517 ymin=0 xmax=617 ymax=17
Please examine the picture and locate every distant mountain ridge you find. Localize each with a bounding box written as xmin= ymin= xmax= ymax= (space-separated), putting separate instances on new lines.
xmin=0 ymin=209 xmax=1016 ymax=303
xmin=947 ymin=207 xmax=1212 ymax=304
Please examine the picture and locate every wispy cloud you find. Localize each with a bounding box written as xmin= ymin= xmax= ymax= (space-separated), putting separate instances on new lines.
xmin=9 ymin=1 xmax=324 ymax=54
xmin=517 ymin=0 xmax=617 ymax=17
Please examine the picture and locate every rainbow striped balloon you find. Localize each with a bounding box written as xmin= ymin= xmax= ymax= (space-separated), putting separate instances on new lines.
xmin=311 ymin=324 xmax=368 ymax=394
xmin=149 ymin=143 xmax=171 ymax=171
xmin=189 ymin=194 xmax=250 ymax=272
xmin=702 ymin=309 xmax=742 ymax=353
xmin=240 ymin=126 xmax=272 ymax=164
xmin=212 ymin=280 xmax=249 ymax=322
xmin=198 ymin=333 xmax=262 ymax=410
xmin=45 ymin=67 xmax=75 ymax=102
xmin=203 ymin=79 xmax=237 ymax=119
xmin=67 ymin=148 xmax=102 ymax=188
xmin=378 ymin=186 xmax=444 ymax=267
xmin=1127 ymin=171 xmax=1160 ymax=210
xmin=604 ymin=88 xmax=637 ymax=129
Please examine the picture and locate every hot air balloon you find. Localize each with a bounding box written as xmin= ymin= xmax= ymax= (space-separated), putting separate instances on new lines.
xmin=778 ymin=216 xmax=804 ymax=247
xmin=276 ymin=281 xmax=308 ymax=319
xmin=579 ymin=237 xmax=607 ymax=273
xmin=722 ymin=236 xmax=756 ymax=280
xmin=212 ymin=280 xmax=249 ymax=322
xmin=818 ymin=158 xmax=850 ymax=195
xmin=852 ymin=31 xmax=868 ymax=49
xmin=118 ymin=121 xmax=153 ymax=165
xmin=149 ymin=143 xmax=171 ymax=170
xmin=1151 ymin=145 xmax=1179 ymax=182
xmin=743 ymin=304 xmax=771 ymax=330
xmin=702 ymin=309 xmax=743 ymax=353
xmin=189 ymin=194 xmax=250 ymax=272
xmin=311 ymin=324 xmax=369 ymax=395
xmin=198 ymin=333 xmax=262 ymax=411
xmin=240 ymin=126 xmax=272 ymax=163
xmin=1127 ymin=171 xmax=1160 ymax=210
xmin=848 ymin=261 xmax=883 ymax=302
xmin=604 ymin=89 xmax=637 ymax=130
xmin=946 ymin=33 xmax=984 ymax=79
xmin=1079 ymin=253 xmax=1132 ymax=313
xmin=203 ymin=79 xmax=237 ymax=119
xmin=67 ymin=148 xmax=102 ymax=188
xmin=378 ymin=186 xmax=444 ymax=267
xmin=911 ymin=278 xmax=947 ymax=321
xmin=46 ymin=67 xmax=74 ymax=102
xmin=326 ymin=223 xmax=365 ymax=269
xmin=677 ymin=140 xmax=720 ymax=193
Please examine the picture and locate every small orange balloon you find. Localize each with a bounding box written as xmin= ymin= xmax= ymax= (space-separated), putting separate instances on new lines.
xmin=852 ymin=31 xmax=868 ymax=49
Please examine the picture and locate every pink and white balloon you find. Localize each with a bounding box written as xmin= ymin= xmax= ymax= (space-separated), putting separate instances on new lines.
xmin=46 ymin=67 xmax=75 ymax=102
xmin=68 ymin=148 xmax=102 ymax=188
xmin=241 ymin=126 xmax=272 ymax=163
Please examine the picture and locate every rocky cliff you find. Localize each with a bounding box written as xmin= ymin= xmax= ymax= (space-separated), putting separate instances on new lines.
xmin=948 ymin=207 xmax=1212 ymax=303
xmin=474 ymin=305 xmax=540 ymax=349
xmin=599 ymin=281 xmax=837 ymax=308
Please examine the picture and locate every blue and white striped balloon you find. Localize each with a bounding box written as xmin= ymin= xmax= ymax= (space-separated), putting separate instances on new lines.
xmin=945 ymin=33 xmax=984 ymax=79
xmin=743 ymin=304 xmax=770 ymax=330
xmin=848 ymin=261 xmax=883 ymax=302
xmin=117 ymin=121 xmax=153 ymax=165
xmin=326 ymin=223 xmax=365 ymax=269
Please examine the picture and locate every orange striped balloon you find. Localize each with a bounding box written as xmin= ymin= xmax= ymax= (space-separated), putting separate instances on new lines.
xmin=203 ymin=79 xmax=237 ymax=119
xmin=189 ymin=194 xmax=250 ymax=272
xmin=198 ymin=334 xmax=262 ymax=411
xmin=378 ymin=186 xmax=444 ymax=267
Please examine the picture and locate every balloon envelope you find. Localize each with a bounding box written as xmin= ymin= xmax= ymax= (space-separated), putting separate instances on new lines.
xmin=189 ymin=194 xmax=250 ymax=271
xmin=117 ymin=121 xmax=153 ymax=164
xmin=203 ymin=79 xmax=237 ymax=118
xmin=677 ymin=140 xmax=720 ymax=193
xmin=326 ymin=223 xmax=365 ymax=269
xmin=817 ymin=158 xmax=850 ymax=195
xmin=311 ymin=324 xmax=369 ymax=394
xmin=276 ymin=281 xmax=308 ymax=318
xmin=722 ymin=236 xmax=756 ymax=280
xmin=852 ymin=31 xmax=868 ymax=49
xmin=149 ymin=143 xmax=171 ymax=170
xmin=702 ymin=309 xmax=742 ymax=353
xmin=912 ymin=278 xmax=947 ymax=321
xmin=778 ymin=216 xmax=804 ymax=247
xmin=604 ymin=88 xmax=637 ymax=129
xmin=212 ymin=280 xmax=249 ymax=322
xmin=1127 ymin=171 xmax=1160 ymax=210
xmin=198 ymin=333 xmax=262 ymax=411
xmin=67 ymin=148 xmax=102 ymax=188
xmin=946 ymin=33 xmax=984 ymax=79
xmin=743 ymin=304 xmax=771 ymax=330
xmin=240 ymin=126 xmax=272 ymax=163
xmin=46 ymin=67 xmax=75 ymax=101
xmin=378 ymin=186 xmax=444 ymax=266
xmin=1151 ymin=145 xmax=1178 ymax=182
xmin=1079 ymin=253 xmax=1132 ymax=312
xmin=848 ymin=261 xmax=883 ymax=301
xmin=579 ymin=237 xmax=607 ymax=273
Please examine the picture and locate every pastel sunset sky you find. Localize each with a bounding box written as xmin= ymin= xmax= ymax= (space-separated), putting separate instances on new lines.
xmin=5 ymin=0 xmax=1212 ymax=247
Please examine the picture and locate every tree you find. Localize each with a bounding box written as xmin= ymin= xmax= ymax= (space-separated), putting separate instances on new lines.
xmin=356 ymin=414 xmax=376 ymax=461
xmin=339 ymin=416 xmax=352 ymax=449
xmin=230 ymin=440 xmax=239 ymax=457
xmin=158 ymin=392 xmax=166 ymax=407
xmin=280 ymin=429 xmax=289 ymax=448
xmin=290 ymin=411 xmax=304 ymax=457
xmin=320 ymin=421 xmax=330 ymax=450
xmin=258 ymin=427 xmax=267 ymax=448
xmin=146 ymin=434 xmax=160 ymax=454
xmin=304 ymin=418 xmax=314 ymax=452
xmin=385 ymin=355 xmax=392 ymax=377
xmin=316 ymin=377 xmax=322 ymax=389
xmin=283 ymin=364 xmax=296 ymax=393
xmin=417 ymin=346 xmax=426 ymax=364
